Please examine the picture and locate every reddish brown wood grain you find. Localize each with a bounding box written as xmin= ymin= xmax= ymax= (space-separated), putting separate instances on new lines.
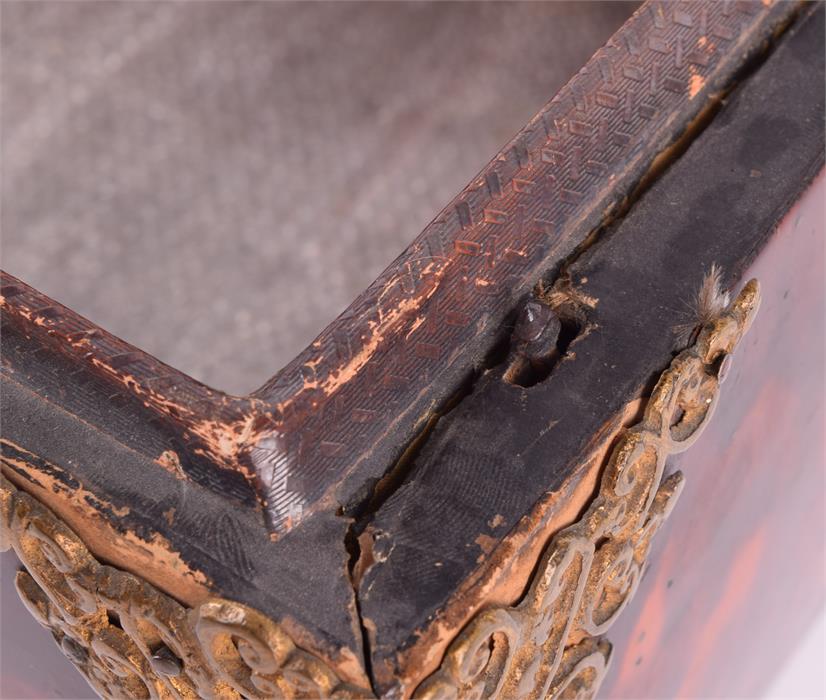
xmin=600 ymin=171 xmax=825 ymax=698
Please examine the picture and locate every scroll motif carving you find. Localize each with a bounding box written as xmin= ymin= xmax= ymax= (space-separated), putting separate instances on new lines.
xmin=414 ymin=280 xmax=761 ymax=700
xmin=0 ymin=474 xmax=368 ymax=699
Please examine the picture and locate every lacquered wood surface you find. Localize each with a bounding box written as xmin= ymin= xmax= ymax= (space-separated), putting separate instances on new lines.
xmin=1 ymin=3 xmax=823 ymax=697
xmin=361 ymin=4 xmax=825 ymax=689
xmin=2 ymin=3 xmax=800 ymax=681
xmin=600 ymin=171 xmax=825 ymax=698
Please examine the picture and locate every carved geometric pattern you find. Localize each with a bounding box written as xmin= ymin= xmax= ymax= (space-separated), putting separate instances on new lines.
xmin=246 ymin=2 xmax=785 ymax=532
xmin=413 ymin=280 xmax=761 ymax=699
xmin=0 ymin=2 xmax=790 ymax=534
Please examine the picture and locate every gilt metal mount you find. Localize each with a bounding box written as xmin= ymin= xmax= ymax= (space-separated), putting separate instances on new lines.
xmin=2 ymin=280 xmax=759 ymax=699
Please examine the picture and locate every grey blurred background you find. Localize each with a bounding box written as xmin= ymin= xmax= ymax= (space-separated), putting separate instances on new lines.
xmin=1 ymin=0 xmax=635 ymax=396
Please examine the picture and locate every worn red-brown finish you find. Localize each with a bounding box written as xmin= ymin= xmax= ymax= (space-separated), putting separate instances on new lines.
xmin=601 ymin=171 xmax=825 ymax=698
xmin=0 ymin=0 xmax=797 ymax=535
xmin=246 ymin=0 xmax=797 ymax=532
xmin=1 ymin=1 xmax=822 ymax=696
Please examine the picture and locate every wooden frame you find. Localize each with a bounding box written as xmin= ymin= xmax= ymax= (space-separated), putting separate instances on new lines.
xmin=2 ymin=2 xmax=824 ymax=697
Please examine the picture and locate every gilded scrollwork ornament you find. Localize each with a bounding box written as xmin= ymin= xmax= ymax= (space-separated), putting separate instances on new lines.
xmin=0 ymin=473 xmax=368 ymax=699
xmin=2 ymin=277 xmax=759 ymax=700
xmin=413 ymin=279 xmax=761 ymax=700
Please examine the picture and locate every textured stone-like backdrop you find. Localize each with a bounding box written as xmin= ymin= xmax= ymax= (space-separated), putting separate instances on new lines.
xmin=2 ymin=1 xmax=634 ymax=395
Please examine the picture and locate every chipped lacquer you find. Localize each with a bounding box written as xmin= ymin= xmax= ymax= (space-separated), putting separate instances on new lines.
xmin=2 ymin=1 xmax=823 ymax=698
xmin=2 ymin=279 xmax=759 ymax=699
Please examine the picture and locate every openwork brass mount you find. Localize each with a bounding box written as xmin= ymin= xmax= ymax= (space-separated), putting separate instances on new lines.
xmin=1 ymin=280 xmax=759 ymax=700
xmin=413 ymin=279 xmax=761 ymax=700
xmin=0 ymin=475 xmax=368 ymax=699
